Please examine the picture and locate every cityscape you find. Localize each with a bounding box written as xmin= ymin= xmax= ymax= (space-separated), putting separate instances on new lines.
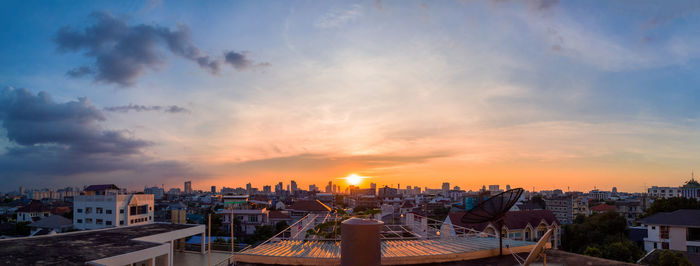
xmin=3 ymin=1 xmax=700 ymax=266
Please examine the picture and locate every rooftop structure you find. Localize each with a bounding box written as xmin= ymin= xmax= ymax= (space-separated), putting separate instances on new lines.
xmin=0 ymin=223 xmax=205 ymax=265
xmin=221 ymin=212 xmax=548 ymax=265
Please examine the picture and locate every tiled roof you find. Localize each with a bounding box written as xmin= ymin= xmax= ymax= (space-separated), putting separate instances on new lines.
xmin=16 ymin=201 xmax=50 ymax=213
xmin=638 ymin=209 xmax=700 ymax=227
xmin=448 ymin=210 xmax=559 ymax=231
xmin=28 ymin=215 xmax=72 ymax=229
xmin=289 ymin=200 xmax=331 ymax=212
xmin=590 ymin=204 xmax=615 ymax=212
xmin=269 ymin=210 xmax=291 ymax=219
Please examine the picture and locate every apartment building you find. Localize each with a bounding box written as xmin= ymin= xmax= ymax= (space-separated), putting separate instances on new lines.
xmin=647 ymin=186 xmax=680 ymax=199
xmin=73 ymin=185 xmax=154 ymax=230
xmin=545 ymin=196 xmax=573 ymax=224
xmin=572 ymin=197 xmax=589 ymax=218
xmin=639 ymin=209 xmax=700 ymax=254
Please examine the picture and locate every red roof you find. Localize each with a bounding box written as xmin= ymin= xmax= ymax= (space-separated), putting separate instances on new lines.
xmin=289 ymin=200 xmax=331 ymax=212
xmin=448 ymin=210 xmax=559 ymax=231
xmin=17 ymin=201 xmax=51 ymax=213
xmin=590 ymin=204 xmax=616 ymax=212
xmin=269 ymin=210 xmax=291 ymax=220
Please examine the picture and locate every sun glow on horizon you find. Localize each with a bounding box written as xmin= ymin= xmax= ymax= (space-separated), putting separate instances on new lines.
xmin=343 ymin=173 xmax=367 ymax=186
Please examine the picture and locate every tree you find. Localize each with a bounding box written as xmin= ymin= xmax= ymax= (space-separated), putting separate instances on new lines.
xmin=561 ymin=212 xmax=644 ymax=263
xmin=656 ymin=250 xmax=692 ymax=266
xmin=275 ymin=221 xmax=288 ymax=233
xmin=583 ymin=246 xmax=602 ymax=258
xmin=603 ymin=241 xmax=644 ymax=263
xmin=643 ymin=197 xmax=700 ymax=217
xmin=531 ymin=195 xmax=546 ymax=209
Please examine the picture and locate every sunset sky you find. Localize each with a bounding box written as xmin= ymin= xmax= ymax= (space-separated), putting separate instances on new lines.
xmin=2 ymin=0 xmax=700 ymax=193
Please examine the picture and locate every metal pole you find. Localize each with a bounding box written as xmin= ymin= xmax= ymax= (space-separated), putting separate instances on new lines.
xmin=231 ymin=208 xmax=235 ymax=252
xmin=208 ymin=213 xmax=211 ymax=266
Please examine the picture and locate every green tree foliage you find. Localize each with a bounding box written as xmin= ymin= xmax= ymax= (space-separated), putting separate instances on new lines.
xmin=603 ymin=241 xmax=644 ymax=263
xmin=562 ymin=212 xmax=644 ymax=263
xmin=643 ymin=197 xmax=700 ymax=217
xmin=583 ymin=246 xmax=603 ymax=258
xmin=531 ymin=195 xmax=547 ymax=209
xmin=656 ymin=250 xmax=692 ymax=266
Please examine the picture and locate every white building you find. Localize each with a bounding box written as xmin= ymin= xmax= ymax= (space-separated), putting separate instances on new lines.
xmin=647 ymin=186 xmax=680 ymax=199
xmin=74 ymin=186 xmax=154 ymax=230
xmin=639 ymin=209 xmax=700 ymax=254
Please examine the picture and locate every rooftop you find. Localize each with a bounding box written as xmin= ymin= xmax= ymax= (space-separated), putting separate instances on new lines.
xmin=289 ymin=200 xmax=331 ymax=212
xmin=0 ymin=223 xmax=198 ymax=265
xmin=235 ymin=237 xmax=537 ymax=265
xmin=638 ymin=209 xmax=700 ymax=227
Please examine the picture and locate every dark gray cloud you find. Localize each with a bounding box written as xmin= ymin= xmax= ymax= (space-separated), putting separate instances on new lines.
xmin=104 ymin=103 xmax=189 ymax=113
xmin=54 ymin=11 xmax=267 ymax=86
xmin=66 ymin=66 xmax=94 ymax=78
xmin=0 ymin=87 xmax=190 ymax=186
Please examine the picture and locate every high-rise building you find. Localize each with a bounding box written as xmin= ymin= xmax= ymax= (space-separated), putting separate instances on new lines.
xmin=506 ymin=185 xmax=511 ymax=191
xmin=211 ymin=186 xmax=216 ymax=193
xmin=19 ymin=186 xmax=24 ymax=196
xmin=246 ymin=183 xmax=252 ymax=195
xmin=488 ymin=185 xmax=499 ymax=192
xmin=442 ymin=182 xmax=450 ymax=196
xmin=326 ymin=181 xmax=332 ymax=193
xmin=184 ymin=181 xmax=192 ymax=194
xmin=263 ymin=185 xmax=272 ymax=194
xmin=275 ymin=182 xmax=284 ymax=195
xmin=309 ymin=184 xmax=318 ymax=192
xmin=291 ymin=180 xmax=298 ymax=194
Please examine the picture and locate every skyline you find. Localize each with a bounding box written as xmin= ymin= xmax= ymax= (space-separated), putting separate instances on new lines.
xmin=3 ymin=1 xmax=700 ymax=193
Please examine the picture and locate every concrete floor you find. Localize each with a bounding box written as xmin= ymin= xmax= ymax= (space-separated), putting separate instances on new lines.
xmin=173 ymin=251 xmax=233 ymax=266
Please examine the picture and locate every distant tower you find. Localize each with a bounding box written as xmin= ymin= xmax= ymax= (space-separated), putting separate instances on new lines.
xmin=211 ymin=186 xmax=216 ymax=194
xmin=184 ymin=181 xmax=192 ymax=194
xmin=506 ymin=184 xmax=511 ymax=191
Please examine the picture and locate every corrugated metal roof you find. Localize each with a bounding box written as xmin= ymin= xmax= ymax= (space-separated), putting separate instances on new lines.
xmin=240 ymin=237 xmax=534 ymax=259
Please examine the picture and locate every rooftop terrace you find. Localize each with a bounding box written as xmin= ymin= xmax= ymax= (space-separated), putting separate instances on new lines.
xmin=0 ymin=223 xmax=199 ymax=265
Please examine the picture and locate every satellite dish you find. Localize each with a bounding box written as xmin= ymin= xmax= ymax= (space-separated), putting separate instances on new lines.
xmin=522 ymin=228 xmax=553 ymax=266
xmin=461 ymin=188 xmax=524 ymax=255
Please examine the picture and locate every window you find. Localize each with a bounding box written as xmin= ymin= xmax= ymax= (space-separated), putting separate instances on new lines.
xmin=149 ymin=216 xmax=152 ymax=221
xmin=96 ymin=219 xmax=103 ymax=225
xmin=653 ymin=243 xmax=657 ymax=249
xmin=96 ymin=208 xmax=103 ymax=214
xmin=77 ymin=209 xmax=83 ymax=213
xmin=85 ymin=207 xmax=92 ymax=214
xmin=130 ymin=205 xmax=149 ymax=215
xmin=689 ymin=246 xmax=700 ymax=254
xmin=688 ymin=228 xmax=700 ymax=241
xmin=662 ymin=242 xmax=669 ymax=249
xmin=651 ymin=226 xmax=655 ymax=230
xmin=249 ymin=215 xmax=258 ymax=222
xmin=120 ymin=209 xmax=124 ymax=214
xmin=77 ymin=219 xmax=83 ymax=223
xmin=85 ymin=218 xmax=93 ymax=223
xmin=120 ymin=220 xmax=124 ymax=225
xmin=106 ymin=209 xmax=112 ymax=214
xmin=106 ymin=221 xmax=112 ymax=226
xmin=660 ymin=226 xmax=669 ymax=239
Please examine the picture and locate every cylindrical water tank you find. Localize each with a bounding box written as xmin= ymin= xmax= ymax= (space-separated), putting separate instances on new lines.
xmin=341 ymin=217 xmax=383 ymax=266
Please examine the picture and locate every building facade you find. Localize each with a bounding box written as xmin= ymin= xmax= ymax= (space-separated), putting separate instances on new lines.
xmin=73 ymin=193 xmax=154 ymax=230
xmin=545 ymin=196 xmax=573 ymax=224
xmin=639 ymin=209 xmax=700 ymax=254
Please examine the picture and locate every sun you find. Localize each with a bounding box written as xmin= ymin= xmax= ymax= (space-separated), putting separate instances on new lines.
xmin=345 ymin=174 xmax=364 ymax=186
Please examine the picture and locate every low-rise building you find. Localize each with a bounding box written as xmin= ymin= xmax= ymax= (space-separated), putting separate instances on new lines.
xmin=73 ymin=185 xmax=154 ymax=230
xmin=639 ymin=209 xmax=700 ymax=254
xmin=16 ymin=201 xmax=51 ymax=222
xmin=444 ymin=210 xmax=561 ymax=248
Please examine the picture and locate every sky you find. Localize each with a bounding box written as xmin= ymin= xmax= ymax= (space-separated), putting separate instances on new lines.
xmin=2 ymin=0 xmax=700 ymax=193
